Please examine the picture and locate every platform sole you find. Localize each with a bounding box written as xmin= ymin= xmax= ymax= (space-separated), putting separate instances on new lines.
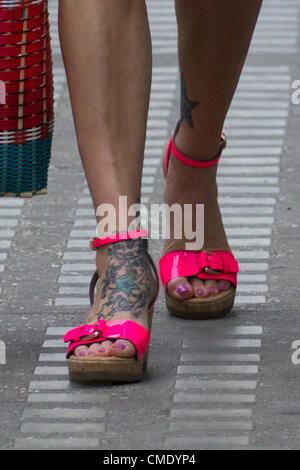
xmin=67 ymin=353 xmax=148 ymax=383
xmin=165 ymin=287 xmax=236 ymax=320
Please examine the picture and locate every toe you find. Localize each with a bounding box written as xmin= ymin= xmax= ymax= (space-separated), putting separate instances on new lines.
xmin=109 ymin=340 xmax=136 ymax=358
xmin=167 ymin=277 xmax=194 ymax=300
xmin=218 ymin=280 xmax=231 ymax=292
xmin=95 ymin=340 xmax=113 ymax=356
xmin=86 ymin=342 xmax=114 ymax=357
xmin=205 ymin=280 xmax=219 ymax=296
xmin=190 ymin=277 xmax=209 ymax=298
xmin=86 ymin=343 xmax=100 ymax=356
xmin=74 ymin=345 xmax=89 ymax=357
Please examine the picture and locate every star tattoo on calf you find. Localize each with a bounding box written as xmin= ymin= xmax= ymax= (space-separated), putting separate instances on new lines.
xmin=180 ymin=72 xmax=199 ymax=128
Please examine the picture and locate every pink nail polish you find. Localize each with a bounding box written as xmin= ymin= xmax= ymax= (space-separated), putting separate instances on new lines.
xmin=176 ymin=285 xmax=189 ymax=295
xmin=209 ymin=287 xmax=216 ymax=294
xmin=98 ymin=347 xmax=105 ymax=352
xmin=218 ymin=283 xmax=226 ymax=291
xmin=197 ymin=289 xmax=204 ymax=295
xmin=88 ymin=350 xmax=95 ymax=356
xmin=113 ymin=342 xmax=126 ymax=350
xmin=78 ymin=350 xmax=86 ymax=357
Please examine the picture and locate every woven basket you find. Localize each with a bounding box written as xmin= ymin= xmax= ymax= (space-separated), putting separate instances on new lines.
xmin=0 ymin=0 xmax=54 ymax=197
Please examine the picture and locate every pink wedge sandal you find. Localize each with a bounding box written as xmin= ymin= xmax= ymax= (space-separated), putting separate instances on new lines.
xmin=159 ymin=125 xmax=239 ymax=319
xmin=64 ymin=230 xmax=159 ymax=382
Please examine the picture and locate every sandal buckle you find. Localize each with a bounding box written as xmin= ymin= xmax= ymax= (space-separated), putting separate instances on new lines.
xmin=221 ymin=133 xmax=227 ymax=148
xmin=204 ymin=266 xmax=222 ymax=275
xmin=204 ymin=251 xmax=222 ymax=276
xmin=82 ymin=330 xmax=102 ymax=341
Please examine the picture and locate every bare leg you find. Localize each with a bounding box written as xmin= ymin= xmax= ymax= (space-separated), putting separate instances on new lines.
xmin=59 ymin=0 xmax=156 ymax=357
xmin=165 ymin=0 xmax=263 ymax=300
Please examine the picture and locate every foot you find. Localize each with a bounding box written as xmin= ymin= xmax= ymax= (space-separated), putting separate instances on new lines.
xmin=163 ymin=139 xmax=232 ymax=300
xmin=73 ymin=238 xmax=157 ymax=358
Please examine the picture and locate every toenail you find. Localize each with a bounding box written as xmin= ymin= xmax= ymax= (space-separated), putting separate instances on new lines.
xmin=98 ymin=347 xmax=105 ymax=352
xmin=88 ymin=350 xmax=95 ymax=356
xmin=176 ymin=285 xmax=189 ymax=295
xmin=78 ymin=350 xmax=86 ymax=357
xmin=218 ymin=283 xmax=227 ymax=291
xmin=209 ymin=287 xmax=217 ymax=294
xmin=197 ymin=289 xmax=204 ymax=296
xmin=112 ymin=342 xmax=126 ymax=350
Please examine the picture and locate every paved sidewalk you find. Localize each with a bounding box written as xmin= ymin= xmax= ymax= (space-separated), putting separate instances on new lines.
xmin=0 ymin=0 xmax=300 ymax=450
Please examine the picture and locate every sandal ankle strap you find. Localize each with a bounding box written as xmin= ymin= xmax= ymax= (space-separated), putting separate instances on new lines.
xmin=164 ymin=126 xmax=227 ymax=175
xmin=89 ymin=228 xmax=160 ymax=310
xmin=90 ymin=229 xmax=149 ymax=250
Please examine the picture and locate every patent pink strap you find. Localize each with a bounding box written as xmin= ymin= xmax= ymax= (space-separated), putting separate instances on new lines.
xmin=90 ymin=229 xmax=149 ymax=250
xmin=164 ymin=132 xmax=227 ymax=175
xmin=64 ymin=318 xmax=150 ymax=361
xmin=159 ymin=250 xmax=239 ymax=288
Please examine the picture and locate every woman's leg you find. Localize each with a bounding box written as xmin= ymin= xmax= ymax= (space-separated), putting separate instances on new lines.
xmin=165 ymin=0 xmax=263 ymax=300
xmin=58 ymin=0 xmax=156 ymax=357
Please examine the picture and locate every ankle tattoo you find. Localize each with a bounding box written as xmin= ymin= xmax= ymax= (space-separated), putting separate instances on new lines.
xmin=97 ymin=239 xmax=154 ymax=322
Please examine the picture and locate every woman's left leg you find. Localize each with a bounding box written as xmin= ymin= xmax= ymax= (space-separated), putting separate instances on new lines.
xmin=163 ymin=0 xmax=263 ymax=301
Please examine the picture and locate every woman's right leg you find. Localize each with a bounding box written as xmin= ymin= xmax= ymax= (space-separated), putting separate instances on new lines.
xmin=58 ymin=0 xmax=156 ymax=358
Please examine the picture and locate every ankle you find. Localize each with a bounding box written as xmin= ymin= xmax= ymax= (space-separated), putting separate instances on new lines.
xmin=174 ymin=124 xmax=222 ymax=161
xmin=95 ymin=237 xmax=149 ymax=273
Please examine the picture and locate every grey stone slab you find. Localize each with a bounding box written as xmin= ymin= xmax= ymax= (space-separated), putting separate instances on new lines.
xmin=169 ymin=421 xmax=253 ymax=432
xmin=20 ymin=422 xmax=105 ymax=434
xmin=175 ymin=379 xmax=257 ymax=390
xmin=177 ymin=365 xmax=258 ymax=375
xmin=14 ymin=438 xmax=99 ymax=450
xmin=22 ymin=408 xmax=106 ymax=420
xmin=170 ymin=409 xmax=253 ymax=419
xmin=27 ymin=393 xmax=110 ymax=404
xmin=173 ymin=394 xmax=256 ymax=404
